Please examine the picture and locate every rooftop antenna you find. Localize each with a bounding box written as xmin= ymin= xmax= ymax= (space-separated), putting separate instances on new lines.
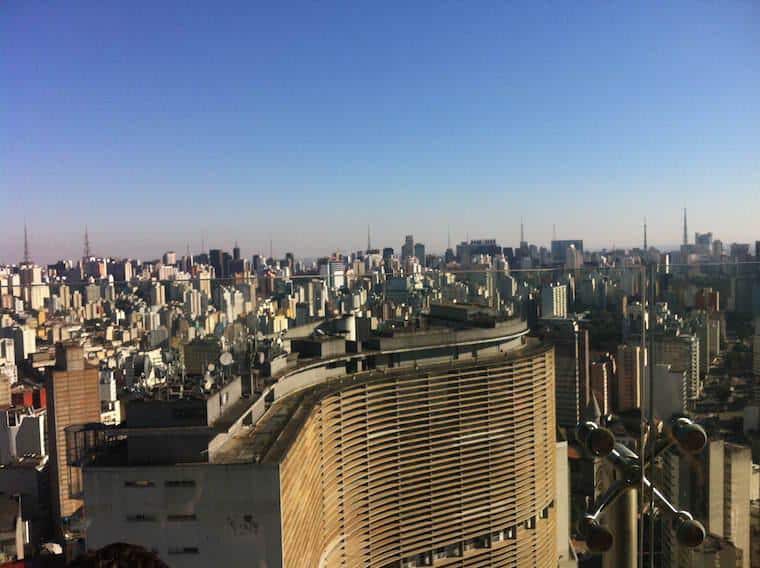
xmin=84 ymin=225 xmax=91 ymax=258
xmin=643 ymin=217 xmax=648 ymax=251
xmin=23 ymin=221 xmax=30 ymax=264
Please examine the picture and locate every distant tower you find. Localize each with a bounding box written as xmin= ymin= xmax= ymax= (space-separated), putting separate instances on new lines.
xmin=84 ymin=225 xmax=91 ymax=259
xmin=23 ymin=222 xmax=30 ymax=264
xmin=520 ymin=216 xmax=525 ymax=244
xmin=682 ymin=208 xmax=688 ymax=246
xmin=552 ymin=224 xmax=557 ymax=241
xmin=269 ymin=235 xmax=273 ymax=260
xmin=643 ymin=217 xmax=648 ymax=251
xmin=367 ymin=225 xmax=371 ymax=252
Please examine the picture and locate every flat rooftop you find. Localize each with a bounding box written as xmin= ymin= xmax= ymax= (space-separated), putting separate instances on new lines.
xmin=213 ymin=340 xmax=549 ymax=466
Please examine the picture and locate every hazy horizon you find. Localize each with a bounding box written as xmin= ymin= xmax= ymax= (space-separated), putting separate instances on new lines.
xmin=3 ymin=2 xmax=758 ymax=263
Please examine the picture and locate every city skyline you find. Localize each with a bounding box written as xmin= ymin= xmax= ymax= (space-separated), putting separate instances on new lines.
xmin=3 ymin=2 xmax=759 ymax=262
xmin=1 ymin=213 xmax=753 ymax=265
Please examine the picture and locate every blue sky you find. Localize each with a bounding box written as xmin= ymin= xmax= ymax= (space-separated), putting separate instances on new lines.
xmin=2 ymin=1 xmax=758 ymax=262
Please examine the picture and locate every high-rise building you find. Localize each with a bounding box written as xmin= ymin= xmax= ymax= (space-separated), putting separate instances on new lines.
xmin=653 ymin=334 xmax=700 ymax=400
xmin=76 ymin=312 xmax=558 ymax=567
xmin=616 ymin=344 xmax=642 ymax=412
xmin=589 ymin=354 xmax=613 ymax=416
xmin=540 ymin=317 xmax=589 ymax=429
xmin=414 ymin=242 xmax=425 ymax=266
xmin=47 ymin=343 xmax=101 ymax=528
xmin=662 ymin=440 xmax=752 ymax=568
xmin=401 ymin=235 xmax=414 ymax=260
xmin=149 ymin=282 xmax=165 ymax=307
xmin=551 ymin=240 xmax=583 ymax=264
xmin=542 ymin=283 xmax=568 ymax=319
xmin=209 ymin=249 xmax=223 ymax=279
xmin=162 ymin=251 xmax=177 ymax=266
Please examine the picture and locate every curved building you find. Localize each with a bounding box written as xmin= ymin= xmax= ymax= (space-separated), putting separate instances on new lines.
xmin=274 ymin=343 xmax=557 ymax=567
xmin=78 ymin=311 xmax=557 ymax=568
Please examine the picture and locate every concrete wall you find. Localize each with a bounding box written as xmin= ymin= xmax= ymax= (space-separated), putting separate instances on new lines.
xmin=84 ymin=463 xmax=282 ymax=568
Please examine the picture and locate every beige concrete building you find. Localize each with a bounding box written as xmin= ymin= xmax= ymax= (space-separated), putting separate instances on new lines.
xmin=80 ymin=314 xmax=560 ymax=567
xmin=47 ymin=343 xmax=101 ymax=522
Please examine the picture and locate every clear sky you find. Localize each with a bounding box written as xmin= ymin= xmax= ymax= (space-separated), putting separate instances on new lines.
xmin=2 ymin=1 xmax=758 ymax=263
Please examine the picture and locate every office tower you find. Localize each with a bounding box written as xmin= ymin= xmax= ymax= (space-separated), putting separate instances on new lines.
xmin=162 ymin=251 xmax=177 ymax=266
xmin=47 ymin=343 xmax=100 ymax=526
xmin=712 ymin=240 xmax=723 ymax=258
xmin=541 ymin=318 xmax=589 ymax=429
xmin=401 ymin=235 xmax=414 ymax=260
xmin=414 ymin=242 xmax=425 ymax=266
xmin=653 ymin=334 xmax=700 ymax=400
xmin=233 ymin=242 xmax=241 ymax=261
xmin=382 ymin=247 xmax=394 ymax=263
xmin=222 ymin=252 xmax=232 ymax=279
xmin=565 ymin=244 xmax=582 ymax=270
xmin=616 ymin=344 xmax=642 ymax=412
xmin=550 ymin=240 xmax=583 ymax=265
xmin=730 ymin=243 xmax=750 ymax=261
xmin=107 ymin=259 xmax=133 ymax=282
xmin=183 ymin=288 xmax=203 ymax=319
xmin=589 ymin=355 xmax=613 ymax=416
xmin=662 ymin=441 xmax=751 ymax=568
xmin=209 ymin=249 xmax=223 ymax=278
xmin=694 ymin=232 xmax=712 ymax=254
xmin=149 ymin=282 xmax=165 ymax=307
xmin=647 ymin=364 xmax=686 ymax=419
xmin=541 ymin=283 xmax=568 ymax=319
xmin=78 ymin=311 xmax=558 ymax=567
xmin=755 ymin=240 xmax=760 ymax=260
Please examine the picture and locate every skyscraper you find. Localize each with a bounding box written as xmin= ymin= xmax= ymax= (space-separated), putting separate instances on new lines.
xmin=47 ymin=343 xmax=100 ymax=528
xmin=78 ymin=312 xmax=558 ymax=567
xmin=401 ymin=235 xmax=414 ymax=260
xmin=616 ymin=344 xmax=642 ymax=412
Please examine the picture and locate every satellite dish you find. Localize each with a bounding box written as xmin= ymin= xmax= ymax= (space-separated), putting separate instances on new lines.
xmin=219 ymin=352 xmax=233 ymax=366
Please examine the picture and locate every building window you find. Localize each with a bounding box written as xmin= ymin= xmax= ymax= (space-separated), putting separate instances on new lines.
xmin=167 ymin=514 xmax=197 ymax=522
xmin=126 ymin=514 xmax=157 ymax=522
xmin=524 ymin=516 xmax=536 ymax=530
xmin=124 ymin=480 xmax=155 ymax=488
xmin=540 ymin=506 xmax=550 ymax=519
xmin=168 ymin=547 xmax=199 ymax=555
xmin=165 ymin=480 xmax=196 ymax=488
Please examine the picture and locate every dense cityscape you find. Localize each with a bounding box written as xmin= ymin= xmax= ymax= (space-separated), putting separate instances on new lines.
xmin=0 ymin=213 xmax=757 ymax=566
xmin=4 ymin=1 xmax=758 ymax=566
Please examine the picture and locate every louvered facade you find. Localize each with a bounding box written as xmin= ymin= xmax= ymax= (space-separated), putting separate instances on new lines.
xmin=279 ymin=344 xmax=557 ymax=568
